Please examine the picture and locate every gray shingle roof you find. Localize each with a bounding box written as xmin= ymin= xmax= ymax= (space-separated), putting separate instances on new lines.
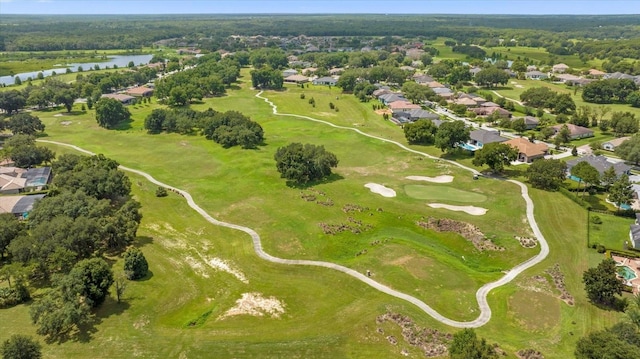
xmin=566 ymin=155 xmax=631 ymax=177
xmin=469 ymin=129 xmax=508 ymax=144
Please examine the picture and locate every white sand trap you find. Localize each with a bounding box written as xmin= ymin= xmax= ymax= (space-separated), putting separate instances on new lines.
xmin=365 ymin=183 xmax=396 ymax=197
xmin=220 ymin=292 xmax=286 ymax=319
xmin=405 ymin=175 xmax=454 ymax=183
xmin=428 ymin=203 xmax=488 ymax=216
xmin=207 ymin=257 xmax=249 ymax=284
xmin=515 ymin=84 xmax=524 ymax=88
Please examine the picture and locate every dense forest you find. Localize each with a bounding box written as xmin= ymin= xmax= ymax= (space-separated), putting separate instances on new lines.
xmin=1 ymin=14 xmax=639 ymax=59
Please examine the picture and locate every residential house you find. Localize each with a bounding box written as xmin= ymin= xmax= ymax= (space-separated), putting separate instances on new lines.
xmin=414 ymin=75 xmax=434 ymax=84
xmin=505 ymin=137 xmax=549 ymax=163
xmin=426 ymin=81 xmax=444 ymax=88
xmin=480 ymin=101 xmax=500 ymax=108
xmin=0 ymin=166 xmax=51 ymax=194
xmin=0 ymin=194 xmax=46 ymax=219
xmin=388 ymin=101 xmax=421 ymax=112
xmin=516 ymin=116 xmax=540 ymax=130
xmin=0 ymin=174 xmax=26 ymax=194
xmin=471 ymin=106 xmax=512 ymax=118
xmin=602 ymin=137 xmax=630 ymax=151
xmin=554 ymin=74 xmax=581 ymax=83
xmin=552 ymin=63 xmax=570 ymax=73
xmin=101 ymin=93 xmax=136 ymax=105
xmin=566 ymin=155 xmax=631 ymax=179
xmin=469 ymin=67 xmax=482 ymax=77
xmin=284 ymin=74 xmax=310 ymax=84
xmin=630 ymin=214 xmax=640 ymax=249
xmin=504 ymin=69 xmax=517 ymax=78
xmin=301 ymin=67 xmax=317 ymax=75
xmin=392 ymin=108 xmax=440 ymax=123
xmin=312 ymin=77 xmax=338 ymax=86
xmin=432 ymin=87 xmax=454 ymax=99
xmin=282 ymin=69 xmax=298 ymax=77
xmin=526 ymin=65 xmax=538 ymax=72
xmin=25 ymin=167 xmax=52 ymax=190
xmin=126 ymin=86 xmax=154 ymax=97
xmin=525 ymin=71 xmax=548 ymax=80
xmin=372 ymin=88 xmax=393 ymax=97
xmin=588 ymin=69 xmax=606 ymax=78
xmin=565 ymin=78 xmax=594 ymax=87
xmin=378 ymin=93 xmax=407 ymax=105
xmin=454 ymin=97 xmax=478 ymax=107
xmin=329 ymin=68 xmax=344 ymax=75
xmin=400 ymin=66 xmax=416 ymax=72
xmin=462 ymin=129 xmax=508 ymax=151
xmin=551 ymin=124 xmax=594 ymax=140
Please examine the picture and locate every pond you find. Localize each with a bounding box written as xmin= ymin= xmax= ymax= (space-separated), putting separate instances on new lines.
xmin=0 ymin=54 xmax=154 ymax=86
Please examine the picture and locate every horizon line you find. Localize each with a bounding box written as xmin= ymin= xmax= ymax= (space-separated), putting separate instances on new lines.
xmin=1 ymin=12 xmax=638 ymax=16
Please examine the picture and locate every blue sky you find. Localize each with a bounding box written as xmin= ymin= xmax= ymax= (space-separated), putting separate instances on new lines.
xmin=0 ymin=0 xmax=638 ymax=15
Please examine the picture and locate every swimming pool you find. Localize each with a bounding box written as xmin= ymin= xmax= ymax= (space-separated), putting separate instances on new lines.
xmin=618 ymin=266 xmax=637 ymax=281
xmin=458 ymin=142 xmax=479 ymax=151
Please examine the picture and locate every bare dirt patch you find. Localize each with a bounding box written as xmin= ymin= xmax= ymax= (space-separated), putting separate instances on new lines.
xmin=405 ymin=175 xmax=454 ymax=183
xmin=318 ymin=217 xmax=373 ymax=235
xmin=220 ymin=292 xmax=285 ymax=319
xmin=517 ymin=349 xmax=545 ymax=359
xmin=207 ymin=257 xmax=249 ymax=284
xmin=184 ymin=256 xmax=209 ymax=278
xmin=428 ymin=203 xmax=488 ymax=216
xmin=376 ymin=312 xmax=452 ymax=357
xmin=545 ymin=264 xmax=574 ymax=306
xmin=515 ymin=236 xmax=538 ymax=248
xmin=365 ymin=183 xmax=396 ymax=197
xmin=60 ymin=120 xmax=72 ymax=126
xmin=375 ymin=109 xmax=392 ymax=115
xmin=417 ymin=217 xmax=504 ymax=251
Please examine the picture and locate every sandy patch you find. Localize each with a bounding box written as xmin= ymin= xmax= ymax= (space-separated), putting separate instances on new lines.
xmin=405 ymin=175 xmax=454 ymax=183
xmin=427 ymin=203 xmax=488 ymax=216
xmin=220 ymin=292 xmax=285 ymax=319
xmin=365 ymin=183 xmax=396 ymax=198
xmin=185 ymin=256 xmax=209 ymax=278
xmin=53 ymin=114 xmax=64 ymax=117
xmin=514 ymin=84 xmax=524 ymax=88
xmin=207 ymin=257 xmax=249 ymax=284
xmin=60 ymin=121 xmax=72 ymax=126
xmin=375 ymin=108 xmax=392 ymax=115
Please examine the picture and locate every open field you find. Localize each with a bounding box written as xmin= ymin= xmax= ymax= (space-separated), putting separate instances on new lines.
xmin=0 ymin=70 xmax=630 ymax=358
xmin=404 ymin=184 xmax=487 ymax=203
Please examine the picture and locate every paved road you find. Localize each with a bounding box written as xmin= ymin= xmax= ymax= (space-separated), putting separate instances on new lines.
xmin=38 ymin=94 xmax=550 ymax=328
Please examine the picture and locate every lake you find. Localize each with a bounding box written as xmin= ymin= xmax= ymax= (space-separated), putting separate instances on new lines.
xmin=0 ymin=54 xmax=154 ymax=86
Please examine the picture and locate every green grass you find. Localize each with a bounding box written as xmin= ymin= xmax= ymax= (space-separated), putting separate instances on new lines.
xmin=403 ymin=184 xmax=488 ymax=203
xmin=0 ymin=68 xmax=627 ymax=358
xmin=589 ymin=212 xmax=634 ymax=251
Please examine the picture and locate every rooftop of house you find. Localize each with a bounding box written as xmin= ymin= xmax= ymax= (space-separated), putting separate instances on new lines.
xmin=284 ymin=74 xmax=309 ymax=82
xmin=388 ymin=101 xmax=421 ymax=110
xmin=0 ymin=194 xmax=46 ymax=215
xmin=126 ymin=86 xmax=153 ymax=95
xmin=469 ymin=129 xmax=508 ymax=144
xmin=505 ymin=137 xmax=548 ymax=157
xmin=566 ymin=155 xmax=631 ymax=176
xmin=101 ymin=93 xmax=135 ymax=102
xmin=551 ymin=123 xmax=594 ymax=136
xmin=604 ymin=137 xmax=630 ymax=147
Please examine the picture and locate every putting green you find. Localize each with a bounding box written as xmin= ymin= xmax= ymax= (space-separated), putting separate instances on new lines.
xmin=404 ymin=185 xmax=487 ymax=203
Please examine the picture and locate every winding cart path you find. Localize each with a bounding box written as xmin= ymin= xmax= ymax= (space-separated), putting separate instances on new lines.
xmin=37 ymin=96 xmax=548 ymax=328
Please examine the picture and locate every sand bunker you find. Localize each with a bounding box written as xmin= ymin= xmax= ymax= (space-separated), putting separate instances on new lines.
xmin=365 ymin=183 xmax=396 ymax=198
xmin=428 ymin=203 xmax=488 ymax=216
xmin=405 ymin=175 xmax=454 ymax=183
xmin=207 ymin=257 xmax=249 ymax=284
xmin=220 ymin=292 xmax=286 ymax=319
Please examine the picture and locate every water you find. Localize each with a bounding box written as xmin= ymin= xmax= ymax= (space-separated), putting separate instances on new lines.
xmin=459 ymin=142 xmax=479 ymax=151
xmin=0 ymin=54 xmax=153 ymax=86
xmin=618 ymin=265 xmax=637 ymax=281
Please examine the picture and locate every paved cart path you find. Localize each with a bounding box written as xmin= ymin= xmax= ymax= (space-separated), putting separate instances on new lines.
xmin=37 ymin=96 xmax=548 ymax=328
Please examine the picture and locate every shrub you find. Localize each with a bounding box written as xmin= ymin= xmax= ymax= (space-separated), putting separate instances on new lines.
xmin=0 ymin=280 xmax=30 ymax=308
xmin=597 ymin=245 xmax=606 ymax=253
xmin=329 ymin=102 xmax=335 ymax=109
xmin=591 ymin=215 xmax=603 ymax=224
xmin=300 ymin=93 xmax=305 ymax=99
xmin=1 ymin=334 xmax=42 ymax=359
xmin=123 ymin=248 xmax=149 ymax=280
xmin=155 ymin=187 xmax=168 ymax=197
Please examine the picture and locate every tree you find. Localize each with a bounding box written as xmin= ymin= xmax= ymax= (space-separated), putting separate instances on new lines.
xmin=511 ymin=59 xmax=527 ymax=73
xmin=472 ymin=142 xmax=518 ymax=173
xmin=403 ymin=119 xmax=437 ymax=145
xmin=583 ymin=258 xmax=624 ymax=307
xmin=609 ymin=174 xmax=634 ymax=211
xmin=401 ymin=81 xmax=432 ymax=104
xmin=630 ymin=91 xmax=640 ymax=108
xmin=474 ymin=67 xmax=509 ymax=88
xmin=52 ymin=154 xmax=132 ymax=201
xmin=553 ymin=93 xmax=576 ymax=114
xmin=6 ymin=113 xmax=45 ymax=136
xmin=123 ymin=248 xmax=148 ymax=280
xmin=520 ymin=87 xmax=556 ymax=109
xmin=26 ymin=89 xmax=50 ymax=110
xmin=2 ymin=135 xmax=55 ymax=168
xmin=68 ymin=258 xmax=113 ymax=307
xmin=434 ymin=120 xmax=469 ymax=153
xmin=447 ymin=65 xmax=472 ymax=86
xmin=274 ymin=143 xmax=338 ymax=184
xmin=540 ymin=126 xmax=555 ymax=140
xmin=449 ymin=328 xmax=497 ymax=359
xmin=336 ymin=71 xmax=358 ymax=92
xmin=557 ymin=124 xmax=572 ymax=145
xmin=53 ymin=89 xmax=76 ymax=113
xmin=0 ymin=213 xmax=24 ymax=259
xmin=113 ymin=274 xmax=127 ymax=303
xmin=95 ymin=98 xmax=131 ymax=129
xmin=616 ymin=135 xmax=640 ymax=165
xmin=571 ymin=161 xmax=600 ymax=196
xmin=144 ymin=108 xmax=168 ymax=134
xmin=1 ymin=334 xmax=42 ymax=359
xmin=575 ymin=323 xmax=640 ymax=359
xmin=0 ymin=90 xmax=26 ymax=115
xmin=601 ymin=166 xmax=618 ymax=189
xmin=610 ymin=111 xmax=638 ymax=136
xmin=511 ymin=118 xmax=527 ymax=134
xmin=525 ymin=159 xmax=568 ymax=190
